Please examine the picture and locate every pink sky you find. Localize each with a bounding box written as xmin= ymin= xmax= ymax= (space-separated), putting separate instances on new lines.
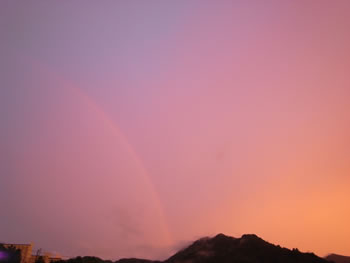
xmin=1 ymin=0 xmax=350 ymax=260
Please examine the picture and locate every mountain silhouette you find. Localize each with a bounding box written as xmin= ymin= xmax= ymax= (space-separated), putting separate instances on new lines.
xmin=117 ymin=259 xmax=160 ymax=263
xmin=58 ymin=233 xmax=332 ymax=263
xmin=163 ymin=233 xmax=330 ymax=263
xmin=325 ymin=254 xmax=350 ymax=263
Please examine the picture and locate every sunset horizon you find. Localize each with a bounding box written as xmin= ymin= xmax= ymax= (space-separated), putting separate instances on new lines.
xmin=1 ymin=1 xmax=350 ymax=262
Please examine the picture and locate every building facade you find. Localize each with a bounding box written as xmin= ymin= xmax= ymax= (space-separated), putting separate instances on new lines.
xmin=2 ymin=243 xmax=33 ymax=263
xmin=1 ymin=244 xmax=61 ymax=263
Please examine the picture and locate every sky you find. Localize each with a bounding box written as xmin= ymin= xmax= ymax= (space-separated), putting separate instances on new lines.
xmin=1 ymin=0 xmax=350 ymax=260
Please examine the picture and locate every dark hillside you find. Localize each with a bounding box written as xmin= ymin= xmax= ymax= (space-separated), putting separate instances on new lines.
xmin=325 ymin=254 xmax=350 ymax=263
xmin=56 ymin=234 xmax=332 ymax=263
xmin=165 ymin=233 xmax=330 ymax=263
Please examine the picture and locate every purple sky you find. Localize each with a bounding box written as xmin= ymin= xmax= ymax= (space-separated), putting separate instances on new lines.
xmin=1 ymin=0 xmax=350 ymax=260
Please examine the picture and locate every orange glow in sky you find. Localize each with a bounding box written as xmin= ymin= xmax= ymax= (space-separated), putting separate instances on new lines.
xmin=1 ymin=1 xmax=350 ymax=260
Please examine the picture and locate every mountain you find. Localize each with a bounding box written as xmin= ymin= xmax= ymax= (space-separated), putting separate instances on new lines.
xmin=325 ymin=254 xmax=350 ymax=263
xmin=58 ymin=234 xmax=332 ymax=263
xmin=163 ymin=233 xmax=330 ymax=263
xmin=117 ymin=259 xmax=160 ymax=263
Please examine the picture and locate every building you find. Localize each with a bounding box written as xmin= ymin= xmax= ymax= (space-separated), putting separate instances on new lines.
xmin=2 ymin=243 xmax=33 ymax=263
xmin=31 ymin=252 xmax=62 ymax=263
xmin=1 ymin=244 xmax=61 ymax=263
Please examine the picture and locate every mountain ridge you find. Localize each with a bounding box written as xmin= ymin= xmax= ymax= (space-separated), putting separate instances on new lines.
xmin=57 ymin=233 xmax=334 ymax=263
xmin=325 ymin=254 xmax=350 ymax=263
